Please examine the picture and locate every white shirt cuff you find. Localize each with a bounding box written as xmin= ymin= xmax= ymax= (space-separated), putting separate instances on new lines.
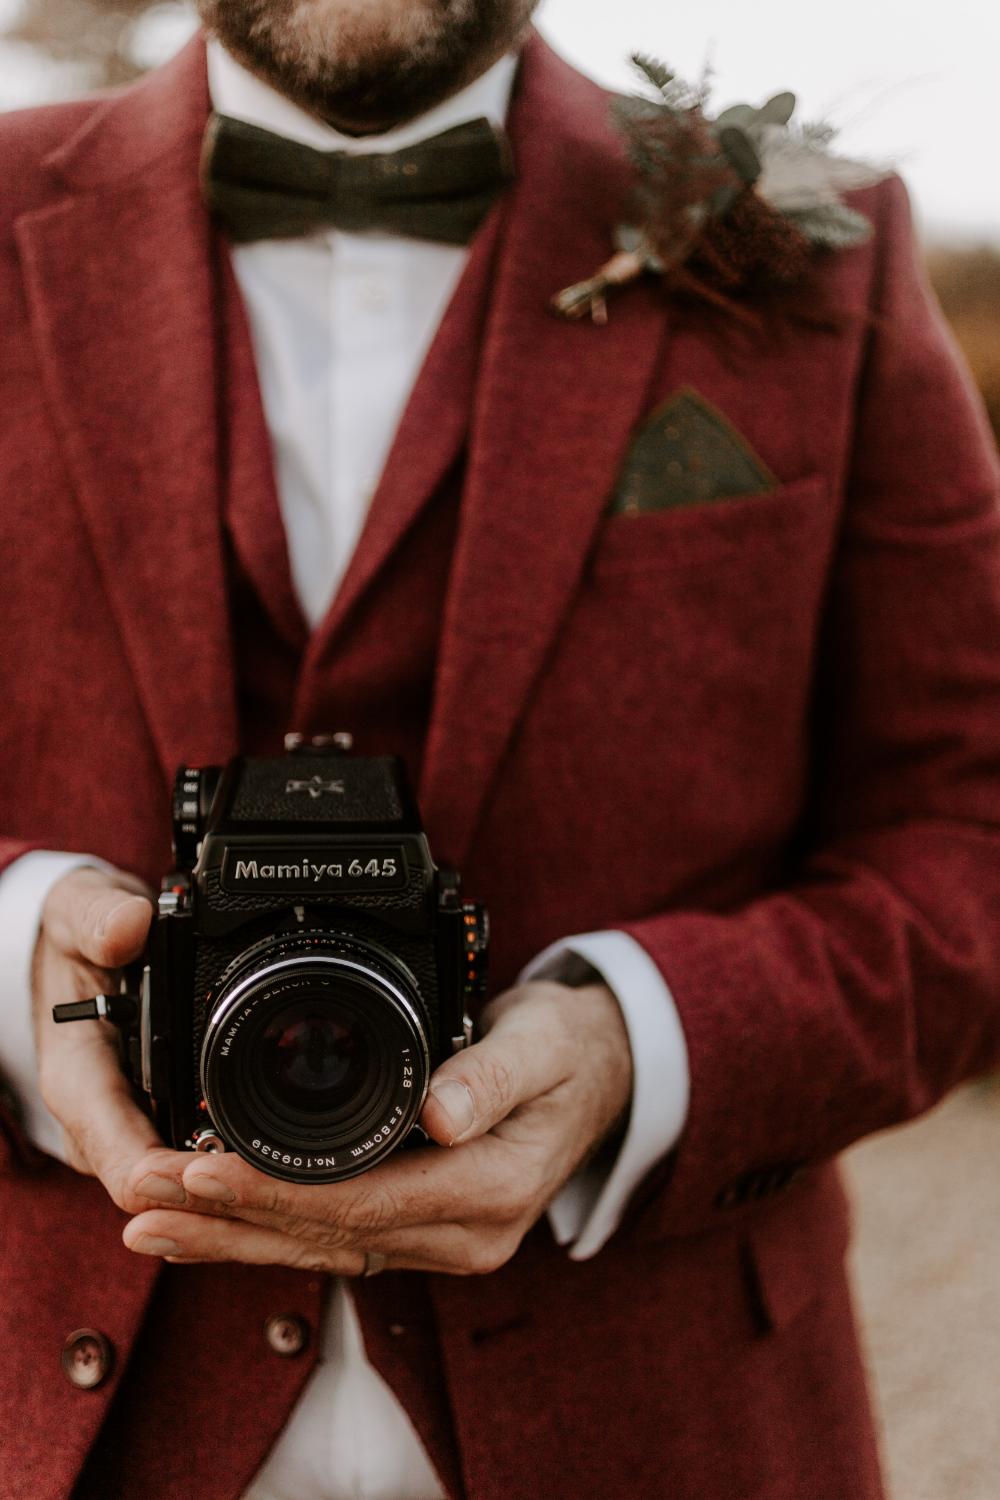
xmin=519 ymin=929 xmax=690 ymax=1261
xmin=0 ymin=850 xmax=115 ymax=1161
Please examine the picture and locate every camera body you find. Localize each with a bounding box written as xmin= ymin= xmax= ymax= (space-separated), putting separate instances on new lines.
xmin=129 ymin=744 xmax=487 ymax=1183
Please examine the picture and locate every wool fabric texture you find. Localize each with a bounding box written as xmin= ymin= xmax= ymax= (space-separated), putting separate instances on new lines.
xmin=1 ymin=30 xmax=999 ymax=1500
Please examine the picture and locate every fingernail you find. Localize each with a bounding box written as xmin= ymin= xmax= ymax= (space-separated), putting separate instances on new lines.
xmin=184 ymin=1173 xmax=235 ymax=1203
xmin=97 ymin=895 xmax=145 ymax=938
xmin=429 ymin=1079 xmax=476 ymax=1143
xmin=132 ymin=1235 xmax=182 ymax=1258
xmin=136 ymin=1174 xmax=186 ymax=1206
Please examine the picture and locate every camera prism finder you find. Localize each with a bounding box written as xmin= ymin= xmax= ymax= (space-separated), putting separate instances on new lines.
xmin=54 ymin=741 xmax=489 ymax=1184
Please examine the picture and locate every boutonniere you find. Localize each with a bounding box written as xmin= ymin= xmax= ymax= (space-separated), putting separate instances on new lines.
xmin=553 ymin=55 xmax=889 ymax=324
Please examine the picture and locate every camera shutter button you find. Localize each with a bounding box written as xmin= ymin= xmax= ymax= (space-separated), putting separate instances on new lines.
xmin=264 ymin=1313 xmax=309 ymax=1357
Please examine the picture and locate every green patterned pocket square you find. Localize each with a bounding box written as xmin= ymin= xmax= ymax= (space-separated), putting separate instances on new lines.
xmin=611 ymin=389 xmax=777 ymax=515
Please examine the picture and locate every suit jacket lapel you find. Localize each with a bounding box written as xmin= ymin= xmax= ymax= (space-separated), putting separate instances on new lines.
xmin=15 ymin=38 xmax=238 ymax=782
xmin=420 ymin=36 xmax=670 ymax=862
xmin=15 ymin=30 xmax=668 ymax=844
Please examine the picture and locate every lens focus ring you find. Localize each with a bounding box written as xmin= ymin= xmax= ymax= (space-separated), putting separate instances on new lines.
xmin=200 ymin=937 xmax=431 ymax=1185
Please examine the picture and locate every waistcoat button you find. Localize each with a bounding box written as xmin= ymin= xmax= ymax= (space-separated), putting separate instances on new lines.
xmin=61 ymin=1329 xmax=113 ymax=1390
xmin=264 ymin=1313 xmax=309 ymax=1357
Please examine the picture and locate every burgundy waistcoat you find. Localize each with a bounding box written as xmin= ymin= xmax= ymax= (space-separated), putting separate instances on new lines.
xmin=218 ymin=250 xmax=463 ymax=784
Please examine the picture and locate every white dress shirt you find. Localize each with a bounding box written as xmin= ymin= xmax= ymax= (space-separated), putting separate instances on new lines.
xmin=0 ymin=42 xmax=691 ymax=1500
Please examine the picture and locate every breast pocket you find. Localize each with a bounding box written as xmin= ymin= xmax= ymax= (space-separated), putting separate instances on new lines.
xmin=590 ymin=473 xmax=831 ymax=579
xmin=513 ymin=473 xmax=840 ymax=898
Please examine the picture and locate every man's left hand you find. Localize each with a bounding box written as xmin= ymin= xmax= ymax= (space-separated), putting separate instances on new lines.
xmin=122 ymin=979 xmax=632 ymax=1275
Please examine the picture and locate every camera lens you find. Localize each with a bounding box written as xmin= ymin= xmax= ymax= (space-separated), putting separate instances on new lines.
xmin=201 ymin=936 xmax=431 ymax=1183
xmin=259 ymin=1004 xmax=370 ymax=1116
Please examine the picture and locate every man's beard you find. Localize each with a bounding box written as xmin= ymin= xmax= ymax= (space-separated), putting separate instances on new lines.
xmin=196 ymin=0 xmax=540 ymax=133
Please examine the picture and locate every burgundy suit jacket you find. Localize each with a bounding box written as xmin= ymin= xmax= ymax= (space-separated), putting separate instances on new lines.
xmin=2 ymin=31 xmax=1000 ymax=1500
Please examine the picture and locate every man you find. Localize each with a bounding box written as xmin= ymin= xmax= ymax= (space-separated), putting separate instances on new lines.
xmin=1 ymin=0 xmax=999 ymax=1496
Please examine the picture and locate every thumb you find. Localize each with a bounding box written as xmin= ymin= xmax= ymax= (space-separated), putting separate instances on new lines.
xmin=45 ymin=869 xmax=153 ymax=971
xmin=93 ymin=893 xmax=154 ymax=971
xmin=420 ymin=1000 xmax=569 ymax=1146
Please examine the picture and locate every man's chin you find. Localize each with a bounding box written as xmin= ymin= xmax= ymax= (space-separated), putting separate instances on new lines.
xmin=197 ymin=0 xmax=538 ymax=133
xmin=265 ymin=63 xmax=495 ymax=136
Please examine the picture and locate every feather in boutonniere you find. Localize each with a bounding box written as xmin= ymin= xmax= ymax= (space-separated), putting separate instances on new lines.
xmin=553 ymin=55 xmax=889 ymax=324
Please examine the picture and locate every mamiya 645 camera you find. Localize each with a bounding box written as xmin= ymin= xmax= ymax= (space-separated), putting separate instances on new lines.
xmin=54 ymin=737 xmax=488 ymax=1183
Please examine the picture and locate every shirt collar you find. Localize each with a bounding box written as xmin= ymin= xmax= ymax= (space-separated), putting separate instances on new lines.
xmin=206 ymin=38 xmax=518 ymax=154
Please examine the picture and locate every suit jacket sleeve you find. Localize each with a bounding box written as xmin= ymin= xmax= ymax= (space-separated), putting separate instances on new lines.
xmin=0 ymin=840 xmax=44 ymax=1159
xmin=617 ymin=175 xmax=1000 ymax=1237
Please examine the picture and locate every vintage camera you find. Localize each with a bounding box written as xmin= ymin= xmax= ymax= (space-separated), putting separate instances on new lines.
xmin=54 ymin=738 xmax=488 ymax=1183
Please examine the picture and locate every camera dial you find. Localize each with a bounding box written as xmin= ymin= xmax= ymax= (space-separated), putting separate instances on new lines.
xmin=171 ymin=766 xmax=222 ymax=866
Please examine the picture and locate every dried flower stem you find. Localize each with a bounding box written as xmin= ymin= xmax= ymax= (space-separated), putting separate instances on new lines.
xmin=550 ymin=249 xmax=647 ymax=325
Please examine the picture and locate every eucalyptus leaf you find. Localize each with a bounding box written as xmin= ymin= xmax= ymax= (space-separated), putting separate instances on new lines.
xmin=758 ymin=91 xmax=796 ymax=126
xmin=718 ymin=125 xmax=762 ymax=185
xmin=715 ymin=103 xmax=758 ymax=130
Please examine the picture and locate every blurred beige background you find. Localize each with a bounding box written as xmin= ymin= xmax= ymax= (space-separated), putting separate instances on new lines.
xmin=2 ymin=5 xmax=999 ymax=1494
xmin=846 ymin=1082 xmax=1000 ymax=1500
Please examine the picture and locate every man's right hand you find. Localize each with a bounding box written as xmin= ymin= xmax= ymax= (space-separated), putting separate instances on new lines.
xmin=31 ymin=866 xmax=177 ymax=1210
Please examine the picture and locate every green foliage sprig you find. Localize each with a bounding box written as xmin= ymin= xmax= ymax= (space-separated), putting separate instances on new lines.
xmin=554 ymin=54 xmax=888 ymax=322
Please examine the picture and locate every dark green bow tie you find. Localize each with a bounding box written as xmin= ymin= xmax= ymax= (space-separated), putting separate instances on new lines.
xmin=201 ymin=112 xmax=515 ymax=246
